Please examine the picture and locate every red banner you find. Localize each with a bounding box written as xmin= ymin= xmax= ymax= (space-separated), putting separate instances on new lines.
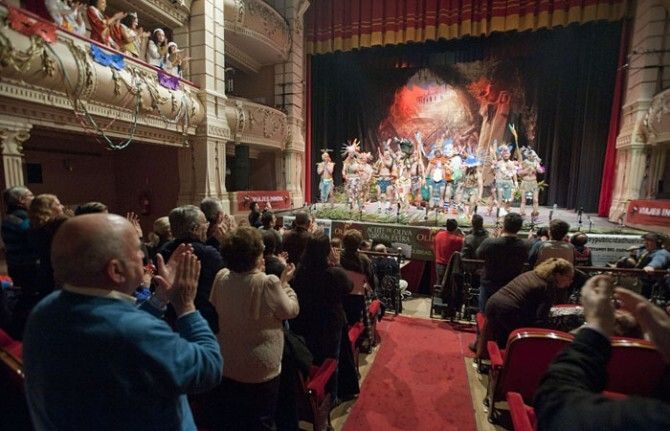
xmin=235 ymin=191 xmax=292 ymax=212
xmin=626 ymin=200 xmax=670 ymax=228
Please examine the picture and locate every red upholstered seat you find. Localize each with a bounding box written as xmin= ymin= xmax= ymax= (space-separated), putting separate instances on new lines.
xmin=474 ymin=312 xmax=492 ymax=370
xmin=485 ymin=328 xmax=573 ymax=423
xmin=506 ymin=391 xmax=536 ymax=431
xmin=0 ymin=328 xmax=30 ymax=429
xmin=348 ymin=322 xmax=365 ymax=368
xmin=606 ymin=337 xmax=667 ymax=396
xmin=297 ymin=358 xmax=337 ymax=431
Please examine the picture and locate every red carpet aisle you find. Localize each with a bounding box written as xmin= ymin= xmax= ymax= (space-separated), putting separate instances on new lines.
xmin=342 ymin=316 xmax=477 ymax=431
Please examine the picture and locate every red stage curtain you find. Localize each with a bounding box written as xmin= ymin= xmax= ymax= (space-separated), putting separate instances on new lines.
xmin=598 ymin=18 xmax=630 ymax=217
xmin=306 ymin=0 xmax=628 ymax=55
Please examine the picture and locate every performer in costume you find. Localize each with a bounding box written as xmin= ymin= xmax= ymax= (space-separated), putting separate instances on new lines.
xmin=342 ymin=140 xmax=364 ymax=208
xmin=445 ymin=143 xmax=463 ymax=213
xmin=146 ymin=28 xmax=168 ymax=67
xmin=495 ymin=144 xmax=518 ymax=212
xmin=359 ymin=151 xmax=375 ymax=204
xmin=461 ymin=154 xmax=481 ymax=217
xmin=518 ymin=147 xmax=544 ymax=219
xmin=316 ymin=150 xmax=335 ymax=203
xmin=408 ymin=145 xmax=425 ymax=206
xmin=375 ymin=141 xmax=397 ymax=209
xmin=426 ymin=148 xmax=450 ymax=209
xmin=87 ymin=0 xmax=126 ymax=49
xmin=46 ymin=0 xmax=86 ymax=35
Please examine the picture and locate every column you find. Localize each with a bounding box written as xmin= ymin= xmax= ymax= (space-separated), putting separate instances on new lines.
xmin=174 ymin=0 xmax=231 ymax=210
xmin=609 ymin=0 xmax=669 ymax=221
xmin=233 ymin=144 xmax=250 ymax=190
xmin=0 ymin=116 xmax=31 ymax=189
xmin=275 ymin=0 xmax=310 ymax=208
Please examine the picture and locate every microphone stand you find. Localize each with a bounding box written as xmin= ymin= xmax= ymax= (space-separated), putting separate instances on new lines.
xmin=577 ymin=207 xmax=583 ymax=232
xmin=587 ymin=216 xmax=593 ymax=233
xmin=396 ymin=202 xmax=401 ymax=224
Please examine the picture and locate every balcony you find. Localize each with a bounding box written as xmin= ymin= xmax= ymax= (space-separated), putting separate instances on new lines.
xmin=224 ymin=0 xmax=290 ymax=73
xmin=0 ymin=5 xmax=204 ymax=146
xmin=226 ymin=96 xmax=287 ymax=149
xmin=106 ymin=0 xmax=192 ymax=30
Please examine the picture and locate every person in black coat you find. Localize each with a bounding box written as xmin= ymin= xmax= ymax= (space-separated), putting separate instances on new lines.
xmin=535 ymin=275 xmax=670 ymax=431
xmin=158 ymin=205 xmax=224 ymax=332
xmin=290 ymin=233 xmax=359 ymax=401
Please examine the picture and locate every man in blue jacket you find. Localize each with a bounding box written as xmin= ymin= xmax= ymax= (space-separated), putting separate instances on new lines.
xmin=23 ymin=214 xmax=223 ymax=430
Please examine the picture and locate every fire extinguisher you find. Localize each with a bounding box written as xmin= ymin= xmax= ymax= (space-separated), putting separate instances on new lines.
xmin=139 ymin=191 xmax=151 ymax=216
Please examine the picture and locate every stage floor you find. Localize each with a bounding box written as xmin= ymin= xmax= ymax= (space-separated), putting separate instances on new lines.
xmin=305 ymin=202 xmax=633 ymax=232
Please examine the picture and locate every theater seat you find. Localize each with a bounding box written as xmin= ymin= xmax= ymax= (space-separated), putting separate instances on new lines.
xmin=606 ymin=337 xmax=667 ymax=396
xmin=485 ymin=328 xmax=573 ymax=423
xmin=296 ymin=358 xmax=337 ymax=431
xmin=348 ymin=322 xmax=364 ymax=369
xmin=506 ymin=391 xmax=536 ymax=431
xmin=474 ymin=312 xmax=491 ymax=372
xmin=0 ymin=328 xmax=31 ymax=430
xmin=368 ymin=299 xmax=382 ymax=345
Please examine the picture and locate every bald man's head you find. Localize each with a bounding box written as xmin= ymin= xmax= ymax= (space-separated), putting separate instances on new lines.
xmin=52 ymin=214 xmax=143 ymax=291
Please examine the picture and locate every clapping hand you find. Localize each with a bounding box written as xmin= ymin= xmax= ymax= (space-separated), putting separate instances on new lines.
xmin=615 ymin=287 xmax=670 ymax=363
xmin=280 ymin=263 xmax=296 ymax=285
xmin=126 ymin=212 xmax=143 ymax=239
xmin=153 ymin=243 xmax=194 ymax=301
xmin=580 ymin=275 xmax=616 ymax=337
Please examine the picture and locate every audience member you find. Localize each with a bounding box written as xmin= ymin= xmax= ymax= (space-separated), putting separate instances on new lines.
xmin=248 ymin=201 xmax=263 ymax=228
xmin=535 ymin=275 xmax=670 ymax=430
xmin=146 ymin=28 xmax=167 ymax=67
xmin=433 ymin=218 xmax=464 ymax=285
xmin=485 ymin=258 xmax=574 ymax=347
xmin=23 ymin=214 xmax=223 ymax=430
xmin=476 ymin=212 xmax=528 ymax=313
xmin=147 ymin=215 xmax=172 ymax=261
xmin=290 ymin=233 xmax=359 ymax=401
xmin=74 ymin=201 xmax=108 ymax=215
xmin=261 ymin=210 xmax=283 ymax=252
xmin=529 ymin=219 xmax=574 ymax=267
xmin=45 ymin=0 xmax=86 ymax=35
xmin=1 ymin=186 xmax=38 ymax=294
xmin=282 ymin=210 xmax=311 ymax=264
xmin=163 ymin=41 xmax=190 ymax=77
xmin=29 ymin=194 xmax=68 ymax=296
xmin=200 ymin=197 xmax=228 ymax=251
xmin=461 ymin=214 xmax=489 ymax=259
xmin=158 ymin=205 xmax=224 ymax=331
xmin=261 ymin=229 xmax=286 ymax=278
xmin=635 ymin=232 xmax=670 ymax=297
xmin=571 ymin=232 xmax=593 ymax=267
xmin=87 ymin=0 xmax=126 ymax=49
xmin=119 ymin=12 xmax=149 ymax=58
xmin=340 ymin=229 xmax=376 ymax=351
xmin=207 ymin=227 xmax=299 ymax=430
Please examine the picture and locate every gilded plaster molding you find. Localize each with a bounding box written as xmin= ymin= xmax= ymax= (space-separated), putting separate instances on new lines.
xmin=225 ymin=96 xmax=287 ymax=149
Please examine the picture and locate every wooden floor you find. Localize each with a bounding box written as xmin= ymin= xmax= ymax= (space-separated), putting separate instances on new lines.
xmin=318 ymin=295 xmax=512 ymax=431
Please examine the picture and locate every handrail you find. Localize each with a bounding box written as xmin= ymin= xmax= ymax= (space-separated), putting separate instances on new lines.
xmin=0 ymin=2 xmax=200 ymax=89
xmin=461 ymin=258 xmax=669 ymax=276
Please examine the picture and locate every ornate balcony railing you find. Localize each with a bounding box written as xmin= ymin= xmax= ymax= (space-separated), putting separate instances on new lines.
xmin=226 ymin=96 xmax=287 ymax=149
xmin=0 ymin=5 xmax=204 ymax=147
xmin=224 ymin=0 xmax=290 ymax=72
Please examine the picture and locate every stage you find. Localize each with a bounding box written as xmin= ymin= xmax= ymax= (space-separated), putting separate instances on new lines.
xmin=301 ymin=202 xmax=633 ymax=232
xmin=278 ymin=203 xmax=644 ymax=266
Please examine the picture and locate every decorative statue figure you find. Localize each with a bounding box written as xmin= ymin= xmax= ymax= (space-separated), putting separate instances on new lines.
xmin=87 ymin=0 xmax=126 ymax=49
xmin=316 ymin=150 xmax=335 ymax=203
xmin=518 ymin=146 xmax=545 ymax=219
xmin=494 ymin=144 xmax=518 ymax=212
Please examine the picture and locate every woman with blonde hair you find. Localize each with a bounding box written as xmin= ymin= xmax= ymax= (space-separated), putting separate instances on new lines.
xmin=29 ymin=194 xmax=67 ymax=296
xmin=147 ymin=216 xmax=172 ymax=261
xmin=485 ymin=258 xmax=574 ymax=347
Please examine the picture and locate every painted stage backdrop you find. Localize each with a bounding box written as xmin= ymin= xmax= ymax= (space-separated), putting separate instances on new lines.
xmin=377 ymin=64 xmax=535 ymax=158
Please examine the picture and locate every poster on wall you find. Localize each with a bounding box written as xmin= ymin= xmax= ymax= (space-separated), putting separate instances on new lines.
xmin=236 ymin=191 xmax=291 ymax=211
xmin=626 ymin=199 xmax=670 ymax=229
xmin=585 ymin=234 xmax=642 ymax=267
